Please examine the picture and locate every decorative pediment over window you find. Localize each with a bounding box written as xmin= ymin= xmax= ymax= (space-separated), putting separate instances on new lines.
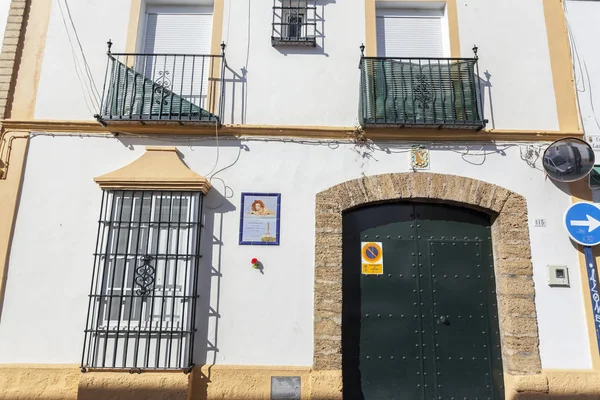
xmin=94 ymin=146 xmax=211 ymax=194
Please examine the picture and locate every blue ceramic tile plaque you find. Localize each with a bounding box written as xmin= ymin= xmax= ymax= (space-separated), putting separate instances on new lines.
xmin=239 ymin=193 xmax=281 ymax=245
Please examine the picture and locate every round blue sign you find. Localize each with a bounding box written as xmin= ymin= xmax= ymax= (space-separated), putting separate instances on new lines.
xmin=365 ymin=246 xmax=379 ymax=261
xmin=564 ymin=202 xmax=600 ymax=246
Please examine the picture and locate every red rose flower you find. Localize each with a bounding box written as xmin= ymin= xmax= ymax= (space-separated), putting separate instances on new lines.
xmin=251 ymin=258 xmax=258 ymax=264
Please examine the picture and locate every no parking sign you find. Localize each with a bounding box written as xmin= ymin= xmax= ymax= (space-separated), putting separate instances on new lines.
xmin=361 ymin=242 xmax=383 ymax=275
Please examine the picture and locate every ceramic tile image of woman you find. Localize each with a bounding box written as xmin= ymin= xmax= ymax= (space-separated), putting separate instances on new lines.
xmin=249 ymin=199 xmax=276 ymax=216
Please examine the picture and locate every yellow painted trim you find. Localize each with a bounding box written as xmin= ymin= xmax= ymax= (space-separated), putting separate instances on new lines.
xmin=9 ymin=0 xmax=51 ymax=120
xmin=5 ymin=365 xmax=600 ymax=398
xmin=0 ymin=132 xmax=28 ymax=318
xmin=0 ymin=365 xmax=341 ymax=400
xmin=210 ymin=0 xmax=224 ymax=57
xmin=0 ymin=0 xmax=51 ymax=316
xmin=364 ymin=0 xmax=377 ymax=56
xmin=446 ymin=0 xmax=460 ymax=57
xmin=569 ymin=179 xmax=600 ymax=370
xmin=94 ymin=146 xmax=212 ymax=193
xmin=543 ymin=0 xmax=581 ymax=133
xmin=0 ymin=119 xmax=587 ymax=141
xmin=125 ymin=0 xmax=143 ymax=54
xmin=207 ymin=0 xmax=225 ymax=115
xmin=364 ymin=0 xmax=460 ymax=57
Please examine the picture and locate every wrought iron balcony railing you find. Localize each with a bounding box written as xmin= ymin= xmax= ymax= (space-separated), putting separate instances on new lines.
xmin=359 ymin=46 xmax=486 ymax=130
xmin=95 ymin=42 xmax=226 ymax=126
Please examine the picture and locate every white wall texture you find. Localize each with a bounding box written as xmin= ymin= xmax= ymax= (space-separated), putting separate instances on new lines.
xmin=34 ymin=0 xmax=559 ymax=130
xmin=0 ymin=135 xmax=591 ymax=370
xmin=565 ymin=0 xmax=600 ymax=139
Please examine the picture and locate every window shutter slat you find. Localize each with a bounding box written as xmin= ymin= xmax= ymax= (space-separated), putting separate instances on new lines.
xmin=376 ymin=15 xmax=444 ymax=58
xmin=144 ymin=12 xmax=213 ymax=55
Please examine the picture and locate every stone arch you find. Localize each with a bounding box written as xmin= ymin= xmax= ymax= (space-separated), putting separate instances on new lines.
xmin=313 ymin=173 xmax=541 ymax=387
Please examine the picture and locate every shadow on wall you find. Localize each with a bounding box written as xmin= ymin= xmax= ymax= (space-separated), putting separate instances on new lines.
xmin=222 ymin=63 xmax=247 ymax=125
xmin=274 ymin=1 xmax=335 ymax=57
xmin=194 ymin=187 xmax=236 ymax=370
xmin=78 ymin=385 xmax=188 ymax=400
xmin=480 ymin=69 xmax=496 ymax=129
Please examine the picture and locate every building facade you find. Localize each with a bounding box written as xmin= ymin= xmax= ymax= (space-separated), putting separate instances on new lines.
xmin=0 ymin=0 xmax=599 ymax=398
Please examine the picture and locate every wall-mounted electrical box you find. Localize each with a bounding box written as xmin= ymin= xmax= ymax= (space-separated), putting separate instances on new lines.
xmin=547 ymin=265 xmax=570 ymax=287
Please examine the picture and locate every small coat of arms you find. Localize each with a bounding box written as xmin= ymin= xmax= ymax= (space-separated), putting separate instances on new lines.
xmin=410 ymin=147 xmax=430 ymax=169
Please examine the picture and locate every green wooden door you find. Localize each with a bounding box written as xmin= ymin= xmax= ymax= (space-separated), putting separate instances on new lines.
xmin=342 ymin=203 xmax=504 ymax=400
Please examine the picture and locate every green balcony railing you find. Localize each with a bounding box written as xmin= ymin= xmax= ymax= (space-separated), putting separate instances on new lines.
xmin=359 ymin=47 xmax=486 ymax=130
xmin=95 ymin=41 xmax=226 ymax=126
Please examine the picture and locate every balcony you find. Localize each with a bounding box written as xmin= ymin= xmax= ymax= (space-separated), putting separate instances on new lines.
xmin=359 ymin=50 xmax=486 ymax=131
xmin=95 ymin=47 xmax=225 ymax=126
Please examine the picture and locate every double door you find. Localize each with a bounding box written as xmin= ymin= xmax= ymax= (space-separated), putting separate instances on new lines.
xmin=342 ymin=203 xmax=504 ymax=399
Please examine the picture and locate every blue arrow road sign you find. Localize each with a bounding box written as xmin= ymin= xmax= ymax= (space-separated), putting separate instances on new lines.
xmin=564 ymin=202 xmax=600 ymax=246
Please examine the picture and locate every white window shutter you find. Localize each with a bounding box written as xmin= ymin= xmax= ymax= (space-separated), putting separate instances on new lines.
xmin=141 ymin=9 xmax=215 ymax=111
xmin=376 ymin=14 xmax=444 ymax=58
xmin=144 ymin=12 xmax=213 ymax=55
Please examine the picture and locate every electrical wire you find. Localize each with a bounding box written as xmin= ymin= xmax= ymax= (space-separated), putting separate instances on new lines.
xmin=56 ymin=0 xmax=100 ymax=113
xmin=28 ymin=130 xmax=555 ymax=148
xmin=583 ymin=59 xmax=600 ymax=131
xmin=62 ymin=0 xmax=102 ymax=103
xmin=57 ymin=0 xmax=96 ymax=113
xmin=205 ymin=120 xmax=220 ymax=177
xmin=564 ymin=1 xmax=600 ymax=132
xmin=27 ymin=130 xmax=549 ymax=162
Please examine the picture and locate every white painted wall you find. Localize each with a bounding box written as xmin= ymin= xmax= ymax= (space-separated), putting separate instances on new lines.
xmin=33 ymin=0 xmax=560 ymax=130
xmin=34 ymin=0 xmax=130 ymax=121
xmin=565 ymin=0 xmax=600 ymax=139
xmin=456 ymin=0 xmax=558 ymax=131
xmin=0 ymin=135 xmax=591 ymax=369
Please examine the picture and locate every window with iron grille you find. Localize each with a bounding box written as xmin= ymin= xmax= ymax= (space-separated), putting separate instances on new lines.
xmin=81 ymin=190 xmax=203 ymax=373
xmin=272 ymin=0 xmax=316 ymax=47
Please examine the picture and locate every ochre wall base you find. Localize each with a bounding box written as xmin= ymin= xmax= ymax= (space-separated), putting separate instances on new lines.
xmin=506 ymin=370 xmax=600 ymax=399
xmin=1 ymin=365 xmax=600 ymax=399
xmin=0 ymin=365 xmax=341 ymax=400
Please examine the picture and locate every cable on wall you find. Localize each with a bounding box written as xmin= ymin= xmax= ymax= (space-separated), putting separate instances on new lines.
xmin=61 ymin=0 xmax=101 ymax=103
xmin=25 ymin=130 xmax=552 ymax=171
xmin=56 ymin=0 xmax=101 ymax=114
xmin=564 ymin=1 xmax=600 ymax=131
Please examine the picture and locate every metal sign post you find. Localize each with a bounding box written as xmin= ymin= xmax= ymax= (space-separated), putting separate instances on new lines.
xmin=583 ymin=246 xmax=600 ymax=352
xmin=565 ymin=203 xmax=600 ymax=354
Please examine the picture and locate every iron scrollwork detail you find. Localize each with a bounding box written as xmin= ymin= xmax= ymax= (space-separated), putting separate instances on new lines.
xmin=135 ymin=255 xmax=155 ymax=296
xmin=412 ymin=74 xmax=433 ymax=110
xmin=154 ymin=70 xmax=172 ymax=106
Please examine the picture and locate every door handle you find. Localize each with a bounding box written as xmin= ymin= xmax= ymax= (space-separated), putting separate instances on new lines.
xmin=437 ymin=315 xmax=450 ymax=325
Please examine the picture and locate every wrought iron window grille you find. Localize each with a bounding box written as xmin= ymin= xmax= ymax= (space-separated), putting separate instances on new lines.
xmin=94 ymin=40 xmax=227 ymax=127
xmin=272 ymin=0 xmax=317 ymax=47
xmin=81 ymin=190 xmax=204 ymax=373
xmin=358 ymin=44 xmax=488 ymax=131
